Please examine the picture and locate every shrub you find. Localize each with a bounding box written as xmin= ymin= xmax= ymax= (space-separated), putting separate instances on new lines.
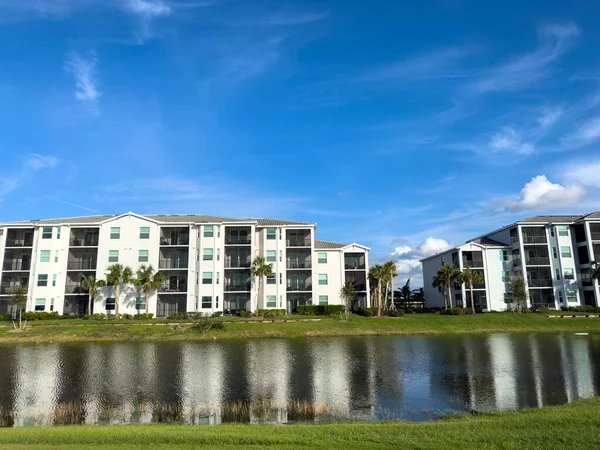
xmin=296 ymin=305 xmax=345 ymax=316
xmin=134 ymin=313 xmax=153 ymax=320
xmin=440 ymin=307 xmax=470 ymax=316
xmin=388 ymin=308 xmax=405 ymax=317
xmin=539 ymin=307 xmax=551 ymax=314
xmin=121 ymin=313 xmax=133 ymax=320
xmin=239 ymin=310 xmax=252 ymax=318
xmin=192 ymin=317 xmax=228 ymax=333
xmin=564 ymin=306 xmax=599 ymax=314
xmin=167 ymin=312 xmax=188 ymax=320
xmin=0 ymin=314 xmax=11 ymax=322
xmin=257 ymin=309 xmax=286 ymax=318
xmin=212 ymin=311 xmax=223 ymax=318
xmin=59 ymin=314 xmax=80 ymax=320
xmin=357 ymin=307 xmax=377 ymax=317
xmin=21 ymin=311 xmax=60 ymax=321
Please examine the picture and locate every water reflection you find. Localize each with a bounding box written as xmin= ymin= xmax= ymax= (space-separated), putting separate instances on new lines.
xmin=0 ymin=334 xmax=599 ymax=427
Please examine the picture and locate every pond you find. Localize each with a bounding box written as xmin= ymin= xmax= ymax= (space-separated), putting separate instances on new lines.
xmin=0 ymin=333 xmax=599 ymax=426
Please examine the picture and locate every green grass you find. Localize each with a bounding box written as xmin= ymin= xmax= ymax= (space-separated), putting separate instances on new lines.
xmin=0 ymin=397 xmax=599 ymax=449
xmin=1 ymin=313 xmax=600 ymax=343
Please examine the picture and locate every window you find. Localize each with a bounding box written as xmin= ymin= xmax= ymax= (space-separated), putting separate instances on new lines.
xmin=204 ymin=225 xmax=214 ymax=238
xmin=217 ymin=248 xmax=220 ymax=261
xmin=558 ymin=291 xmax=564 ymax=303
xmin=266 ymin=250 xmax=276 ymax=262
xmin=54 ymin=250 xmax=59 ymax=263
xmin=267 ymin=275 xmax=276 ymax=285
xmin=556 ymin=268 xmax=561 ymax=280
xmin=552 ymin=247 xmax=558 ymax=258
xmin=217 ymin=272 xmax=220 ymax=284
xmin=202 ymin=272 xmax=213 ymax=284
xmin=195 ymin=296 xmax=199 ymax=310
xmin=37 ymin=274 xmax=48 ymax=287
xmin=106 ymin=298 xmax=116 ymax=311
xmin=42 ymin=227 xmax=52 ymax=239
xmin=318 ymin=274 xmax=328 ymax=285
xmin=50 ymin=298 xmax=54 ymax=311
xmin=136 ymin=297 xmax=145 ymax=311
xmin=564 ymin=268 xmax=575 ymax=280
xmin=35 ymin=298 xmax=45 ymax=311
xmin=266 ymin=295 xmax=277 ymax=308
xmin=266 ymin=228 xmax=276 ymax=240
xmin=318 ymin=253 xmax=327 ymax=264
xmin=279 ymin=295 xmax=283 ymax=308
xmin=567 ymin=290 xmax=577 ymax=303
xmin=501 ymin=271 xmax=509 ymax=282
xmin=202 ymin=296 xmax=212 ymax=309
xmin=558 ymin=225 xmax=569 ymax=237
xmin=550 ymin=227 xmax=555 ymax=237
xmin=138 ymin=250 xmax=149 ymax=263
xmin=52 ymin=274 xmax=57 ymax=287
xmin=110 ymin=227 xmax=120 ymax=239
xmin=319 ymin=295 xmax=328 ymax=305
xmin=561 ymin=246 xmax=572 ymax=258
xmin=501 ymin=250 xmax=509 ymax=262
xmin=216 ymin=296 xmax=219 ymax=308
xmin=203 ymin=248 xmax=213 ymax=260
xmin=108 ymin=250 xmax=119 ymax=263
xmin=140 ymin=227 xmax=150 ymax=239
xmin=40 ymin=250 xmax=50 ymax=262
xmin=217 ymin=226 xmax=221 ymax=238
xmin=279 ymin=273 xmax=282 ymax=284
xmin=280 ymin=250 xmax=283 ymax=262
xmin=57 ymin=227 xmax=61 ymax=239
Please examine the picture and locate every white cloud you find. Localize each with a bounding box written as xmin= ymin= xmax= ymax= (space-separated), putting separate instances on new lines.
xmin=388 ymin=237 xmax=453 ymax=288
xmin=538 ymin=107 xmax=563 ymax=128
xmin=417 ymin=237 xmax=454 ymax=257
xmin=488 ymin=127 xmax=535 ymax=155
xmin=391 ymin=245 xmax=412 ymax=257
xmin=564 ymin=117 xmax=600 ymax=145
xmin=125 ymin=0 xmax=171 ymax=17
xmin=0 ymin=154 xmax=59 ymax=202
xmin=470 ymin=22 xmax=579 ymax=94
xmin=564 ymin=160 xmax=600 ymax=188
xmin=24 ymin=154 xmax=59 ymax=170
xmin=64 ymin=52 xmax=101 ymax=107
xmin=500 ymin=175 xmax=586 ymax=212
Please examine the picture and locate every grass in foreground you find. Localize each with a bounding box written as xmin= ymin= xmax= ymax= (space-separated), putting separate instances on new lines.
xmin=0 ymin=397 xmax=599 ymax=449
xmin=1 ymin=313 xmax=600 ymax=343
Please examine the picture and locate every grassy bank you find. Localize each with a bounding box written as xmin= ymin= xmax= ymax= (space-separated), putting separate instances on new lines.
xmin=1 ymin=313 xmax=600 ymax=343
xmin=0 ymin=397 xmax=598 ymax=449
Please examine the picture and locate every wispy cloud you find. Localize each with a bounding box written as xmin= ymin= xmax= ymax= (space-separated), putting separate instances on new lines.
xmin=64 ymin=52 xmax=101 ymax=112
xmin=488 ymin=127 xmax=535 ymax=156
xmin=468 ymin=23 xmax=579 ymax=94
xmin=24 ymin=154 xmax=59 ymax=170
xmin=561 ymin=117 xmax=600 ymax=147
xmin=231 ymin=11 xmax=329 ymax=27
xmin=0 ymin=154 xmax=59 ymax=202
xmin=563 ymin=159 xmax=600 ymax=188
xmin=49 ymin=198 xmax=101 ymax=213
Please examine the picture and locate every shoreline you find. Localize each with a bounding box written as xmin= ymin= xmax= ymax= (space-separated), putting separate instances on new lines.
xmin=1 ymin=314 xmax=600 ymax=343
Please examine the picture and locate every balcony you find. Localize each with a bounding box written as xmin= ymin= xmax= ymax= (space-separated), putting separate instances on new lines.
xmin=525 ymin=257 xmax=550 ymax=266
xmin=70 ymin=228 xmax=99 ymax=247
xmin=354 ymin=284 xmax=367 ymax=291
xmin=2 ymin=260 xmax=31 ymax=271
xmin=225 ymin=237 xmax=251 ymax=245
xmin=527 ymin=278 xmax=553 ymax=288
xmin=287 ymin=260 xmax=311 ymax=269
xmin=521 ymin=235 xmax=547 ymax=244
xmin=160 ymin=227 xmax=189 ymax=246
xmin=67 ymin=259 xmax=97 ymax=271
xmin=225 ymin=226 xmax=251 ymax=245
xmin=5 ymin=237 xmax=34 ymax=247
xmin=286 ymin=230 xmax=311 ymax=248
xmin=160 ymin=283 xmax=187 ymax=293
xmin=65 ymin=284 xmax=87 ymax=294
xmin=287 ymin=284 xmax=312 ymax=292
xmin=224 ymin=283 xmax=251 ymax=292
xmin=224 ymin=259 xmax=251 ymax=268
xmin=462 ymin=259 xmax=484 ymax=268
xmin=345 ymin=262 xmax=366 ymax=270
xmin=512 ymin=258 xmax=522 ymax=267
xmin=159 ymin=259 xmax=188 ymax=270
xmin=0 ymin=285 xmax=16 ymax=295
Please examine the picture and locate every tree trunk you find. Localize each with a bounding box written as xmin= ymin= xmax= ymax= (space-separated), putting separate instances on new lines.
xmin=255 ymin=277 xmax=262 ymax=317
xmin=447 ymin=284 xmax=453 ymax=309
xmin=88 ymin=291 xmax=93 ymax=317
xmin=115 ymin=284 xmax=120 ymax=316
xmin=470 ymin=283 xmax=475 ymax=314
xmin=383 ymin=282 xmax=389 ymax=312
xmin=377 ymin=280 xmax=382 ymax=317
xmin=389 ymin=278 xmax=396 ymax=310
xmin=145 ymin=290 xmax=150 ymax=315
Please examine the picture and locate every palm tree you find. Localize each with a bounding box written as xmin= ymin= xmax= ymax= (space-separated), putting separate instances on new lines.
xmin=592 ymin=262 xmax=600 ymax=284
xmin=459 ymin=267 xmax=483 ymax=314
xmin=433 ymin=264 xmax=460 ymax=309
xmin=432 ymin=274 xmax=448 ymax=310
xmin=401 ymin=279 xmax=411 ymax=304
xmin=134 ymin=265 xmax=165 ymax=315
xmin=383 ymin=261 xmax=398 ymax=311
xmin=105 ymin=264 xmax=133 ymax=316
xmin=368 ymin=264 xmax=386 ymax=316
xmin=251 ymin=257 xmax=274 ymax=316
xmin=79 ymin=273 xmax=105 ymax=316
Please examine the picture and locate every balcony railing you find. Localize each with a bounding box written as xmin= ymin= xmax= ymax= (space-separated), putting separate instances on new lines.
xmin=581 ymin=278 xmax=593 ymax=287
xmin=160 ymin=284 xmax=187 ymax=293
xmin=591 ymin=232 xmax=600 ymax=241
xmin=224 ymin=260 xmax=251 ymax=268
xmin=5 ymin=239 xmax=33 ymax=247
xmin=225 ymin=237 xmax=251 ymax=245
xmin=527 ymin=278 xmax=553 ymax=288
xmin=2 ymin=261 xmax=31 ymax=271
xmin=287 ymin=240 xmax=310 ymax=247
xmin=345 ymin=263 xmax=366 ymax=270
xmin=0 ymin=286 xmax=18 ymax=295
xmin=354 ymin=284 xmax=367 ymax=291
xmin=224 ymin=283 xmax=251 ymax=292
xmin=287 ymin=284 xmax=312 ymax=292
xmin=462 ymin=260 xmax=484 ymax=268
xmin=512 ymin=258 xmax=522 ymax=267
xmin=65 ymin=284 xmax=87 ymax=294
xmin=67 ymin=260 xmax=97 ymax=271
xmin=159 ymin=260 xmax=188 ymax=269
xmin=525 ymin=257 xmax=550 ymax=266
xmin=160 ymin=237 xmax=189 ymax=246
xmin=70 ymin=238 xmax=99 ymax=247
xmin=287 ymin=261 xmax=311 ymax=269
xmin=522 ymin=235 xmax=547 ymax=244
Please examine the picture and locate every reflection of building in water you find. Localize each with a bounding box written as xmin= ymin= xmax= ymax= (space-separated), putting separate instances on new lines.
xmin=181 ymin=343 xmax=225 ymax=424
xmin=559 ymin=336 xmax=595 ymax=402
xmin=246 ymin=340 xmax=290 ymax=423
xmin=311 ymin=339 xmax=350 ymax=417
xmin=487 ymin=335 xmax=518 ymax=411
xmin=13 ymin=345 xmax=60 ymax=426
xmin=349 ymin=338 xmax=377 ymax=421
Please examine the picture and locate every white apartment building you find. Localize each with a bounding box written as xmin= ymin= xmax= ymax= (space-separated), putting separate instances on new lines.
xmin=422 ymin=213 xmax=600 ymax=311
xmin=0 ymin=212 xmax=370 ymax=317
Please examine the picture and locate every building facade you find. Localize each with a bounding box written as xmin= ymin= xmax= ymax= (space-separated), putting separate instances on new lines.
xmin=422 ymin=213 xmax=600 ymax=310
xmin=0 ymin=213 xmax=370 ymax=317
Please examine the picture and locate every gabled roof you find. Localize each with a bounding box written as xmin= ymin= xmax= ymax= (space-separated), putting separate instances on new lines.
xmin=518 ymin=215 xmax=584 ymax=224
xmin=467 ymin=237 xmax=507 ymax=247
xmin=314 ymin=239 xmax=348 ymax=250
xmin=583 ymin=212 xmax=600 ymax=220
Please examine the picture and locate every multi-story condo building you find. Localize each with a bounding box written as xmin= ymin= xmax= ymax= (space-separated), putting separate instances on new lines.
xmin=422 ymin=213 xmax=600 ymax=310
xmin=0 ymin=212 xmax=370 ymax=317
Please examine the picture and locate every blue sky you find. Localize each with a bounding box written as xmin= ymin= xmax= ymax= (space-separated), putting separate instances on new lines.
xmin=0 ymin=0 xmax=599 ymax=286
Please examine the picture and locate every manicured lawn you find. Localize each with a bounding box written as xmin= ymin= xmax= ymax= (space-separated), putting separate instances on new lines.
xmin=0 ymin=397 xmax=598 ymax=449
xmin=1 ymin=313 xmax=600 ymax=343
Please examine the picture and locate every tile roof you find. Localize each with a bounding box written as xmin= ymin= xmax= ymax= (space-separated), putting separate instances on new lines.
xmin=314 ymin=239 xmax=348 ymax=250
xmin=519 ymin=215 xmax=584 ymax=223
xmin=583 ymin=212 xmax=600 ymax=220
xmin=468 ymin=237 xmax=507 ymax=247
